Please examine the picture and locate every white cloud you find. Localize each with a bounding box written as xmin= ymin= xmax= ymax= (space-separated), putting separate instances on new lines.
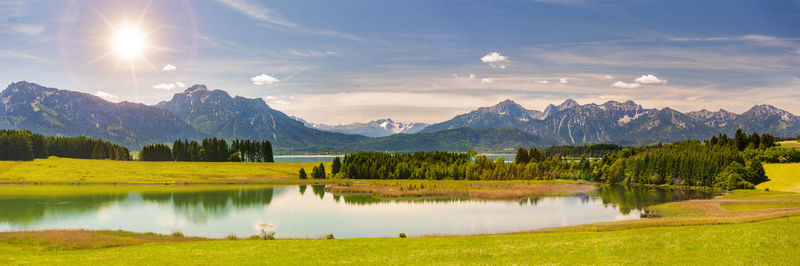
xmin=611 ymin=81 xmax=641 ymax=89
xmin=153 ymin=83 xmax=177 ymax=90
xmin=559 ymin=78 xmax=568 ymax=84
xmin=481 ymin=78 xmax=494 ymax=84
xmin=480 ymin=52 xmax=509 ymax=69
xmin=162 ymin=64 xmax=176 ymax=71
xmin=251 ymin=74 xmax=281 ymax=85
xmin=153 ymin=82 xmax=185 ymax=90
xmin=538 ymin=80 xmax=550 ymax=84
xmin=469 ymin=73 xmax=476 ymax=79
xmin=213 ymin=0 xmax=297 ymax=27
xmin=451 ymin=74 xmax=459 ymax=78
xmin=94 ymin=91 xmax=119 ymax=102
xmin=634 ymin=74 xmax=667 ymax=84
xmin=603 ymin=75 xmax=614 ymax=79
xmin=288 ymin=50 xmax=339 ymax=57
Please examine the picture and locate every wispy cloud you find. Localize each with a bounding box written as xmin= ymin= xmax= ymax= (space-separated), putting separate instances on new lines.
xmin=212 ymin=0 xmax=361 ymax=42
xmin=666 ymin=34 xmax=800 ymax=48
xmin=0 ymin=50 xmax=53 ymax=64
xmin=2 ymin=23 xmax=43 ymax=36
xmin=213 ymin=0 xmax=296 ymax=27
xmin=162 ymin=64 xmax=176 ymax=71
xmin=288 ymin=50 xmax=339 ymax=57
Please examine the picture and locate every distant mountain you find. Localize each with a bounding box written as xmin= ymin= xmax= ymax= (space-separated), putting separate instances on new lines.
xmin=154 ymin=85 xmax=366 ymax=151
xmin=686 ymin=109 xmax=738 ymax=127
xmin=4 ymin=81 xmax=798 ymax=152
xmin=421 ymin=99 xmax=543 ymax=133
xmin=294 ymin=117 xmax=428 ymax=137
xmin=336 ymin=127 xmax=557 ymax=152
xmin=0 ymin=81 xmax=205 ymax=148
xmin=423 ymin=99 xmax=800 ymax=145
xmin=724 ymin=105 xmax=800 ymax=135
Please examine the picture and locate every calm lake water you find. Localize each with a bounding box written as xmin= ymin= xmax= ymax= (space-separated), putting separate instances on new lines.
xmin=276 ymin=154 xmax=513 ymax=163
xmin=0 ymin=185 xmax=713 ymax=238
xmin=273 ymin=155 xmax=342 ymax=163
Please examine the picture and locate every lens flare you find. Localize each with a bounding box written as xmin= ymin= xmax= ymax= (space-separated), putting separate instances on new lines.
xmin=112 ymin=24 xmax=146 ymax=61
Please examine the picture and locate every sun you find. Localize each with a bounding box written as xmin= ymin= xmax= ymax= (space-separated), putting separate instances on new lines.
xmin=112 ymin=24 xmax=147 ymax=61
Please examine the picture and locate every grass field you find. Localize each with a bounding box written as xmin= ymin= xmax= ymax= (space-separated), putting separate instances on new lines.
xmin=1 ymin=217 xmax=798 ymax=265
xmin=777 ymin=140 xmax=800 ymax=149
xmin=758 ymin=163 xmax=800 ymax=192
xmin=1 ymin=159 xmax=800 ymax=264
xmin=0 ymin=157 xmax=330 ymax=184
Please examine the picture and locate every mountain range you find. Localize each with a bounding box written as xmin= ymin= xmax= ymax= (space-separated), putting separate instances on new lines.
xmin=293 ymin=117 xmax=428 ymax=137
xmin=2 ymin=81 xmax=798 ymax=152
xmin=423 ymin=98 xmax=800 ymax=145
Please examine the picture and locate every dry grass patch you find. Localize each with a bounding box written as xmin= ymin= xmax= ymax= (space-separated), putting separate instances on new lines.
xmin=0 ymin=230 xmax=205 ymax=250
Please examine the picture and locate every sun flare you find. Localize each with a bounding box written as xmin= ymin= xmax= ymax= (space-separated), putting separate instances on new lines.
xmin=112 ymin=24 xmax=147 ymax=61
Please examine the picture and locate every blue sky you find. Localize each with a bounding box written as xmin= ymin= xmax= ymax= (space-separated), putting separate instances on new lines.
xmin=1 ymin=0 xmax=798 ymax=124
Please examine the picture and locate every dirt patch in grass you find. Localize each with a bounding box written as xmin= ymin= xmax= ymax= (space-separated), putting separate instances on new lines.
xmin=325 ymin=182 xmax=596 ymax=199
xmin=0 ymin=230 xmax=206 ymax=250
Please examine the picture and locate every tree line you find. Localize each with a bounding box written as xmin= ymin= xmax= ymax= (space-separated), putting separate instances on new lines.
xmin=336 ymin=130 xmax=798 ymax=190
xmin=299 ymin=157 xmax=342 ymax=179
xmin=140 ymin=138 xmax=274 ymax=162
xmin=0 ymin=129 xmax=130 ymax=161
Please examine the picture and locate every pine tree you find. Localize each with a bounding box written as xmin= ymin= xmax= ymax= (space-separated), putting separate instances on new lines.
xmin=331 ymin=157 xmax=342 ymax=175
xmin=515 ymin=148 xmax=530 ymax=164
xmin=299 ymin=168 xmax=307 ymax=179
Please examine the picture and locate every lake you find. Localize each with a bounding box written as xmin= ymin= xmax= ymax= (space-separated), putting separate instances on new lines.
xmin=274 ymin=155 xmax=342 ymax=163
xmin=276 ymin=154 xmax=514 ymax=163
xmin=0 ymin=185 xmax=713 ymax=238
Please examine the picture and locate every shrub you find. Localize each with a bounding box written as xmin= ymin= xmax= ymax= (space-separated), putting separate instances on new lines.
xmin=256 ymin=223 xmax=276 ymax=240
xmin=326 ymin=233 xmax=335 ymax=240
xmin=226 ymin=234 xmax=239 ymax=240
xmin=170 ymin=231 xmax=184 ymax=238
xmin=398 ymin=233 xmax=407 ymax=238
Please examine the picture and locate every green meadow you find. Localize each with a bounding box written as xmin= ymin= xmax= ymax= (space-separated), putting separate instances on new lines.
xmin=758 ymin=163 xmax=800 ymax=192
xmin=1 ymin=217 xmax=798 ymax=265
xmin=0 ymin=160 xmax=798 ymax=264
xmin=0 ymin=157 xmax=330 ymax=184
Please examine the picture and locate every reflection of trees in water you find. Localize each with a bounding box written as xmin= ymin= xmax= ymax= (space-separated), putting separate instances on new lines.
xmin=340 ymin=195 xmax=474 ymax=205
xmin=140 ymin=188 xmax=275 ymax=224
xmin=0 ymin=194 xmax=128 ymax=225
xmin=0 ymin=188 xmax=278 ymax=226
xmin=299 ymin=185 xmax=307 ymax=195
xmin=597 ymin=185 xmax=715 ymax=214
xmin=311 ymin=185 xmax=325 ymax=199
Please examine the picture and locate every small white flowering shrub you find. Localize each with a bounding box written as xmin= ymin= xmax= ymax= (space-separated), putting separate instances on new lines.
xmin=255 ymin=223 xmax=276 ymax=240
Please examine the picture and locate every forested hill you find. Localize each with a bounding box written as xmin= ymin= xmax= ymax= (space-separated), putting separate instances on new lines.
xmin=0 ymin=81 xmax=206 ymax=148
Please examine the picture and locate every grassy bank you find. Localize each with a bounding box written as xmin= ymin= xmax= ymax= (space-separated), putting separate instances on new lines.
xmin=0 ymin=157 xmax=330 ymax=184
xmin=1 ymin=216 xmax=798 ymax=264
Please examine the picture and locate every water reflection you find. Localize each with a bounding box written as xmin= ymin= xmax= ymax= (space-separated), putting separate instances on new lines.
xmin=0 ymin=185 xmax=714 ymax=238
